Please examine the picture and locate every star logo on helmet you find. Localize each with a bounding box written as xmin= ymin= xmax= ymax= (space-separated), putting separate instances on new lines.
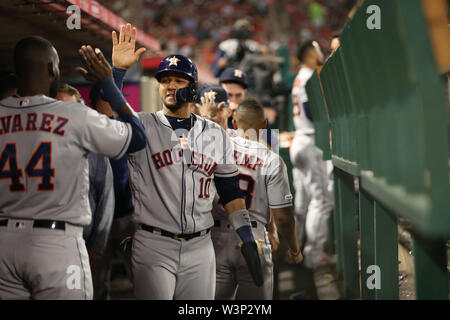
xmin=167 ymin=56 xmax=181 ymax=66
xmin=234 ymin=69 xmax=243 ymax=78
xmin=206 ymin=89 xmax=218 ymax=100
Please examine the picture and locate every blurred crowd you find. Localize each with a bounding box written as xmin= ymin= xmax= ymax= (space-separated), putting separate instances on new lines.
xmin=99 ymin=0 xmax=355 ymax=70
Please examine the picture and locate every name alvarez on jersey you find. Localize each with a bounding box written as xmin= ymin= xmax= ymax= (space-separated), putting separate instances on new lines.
xmin=0 ymin=113 xmax=69 ymax=136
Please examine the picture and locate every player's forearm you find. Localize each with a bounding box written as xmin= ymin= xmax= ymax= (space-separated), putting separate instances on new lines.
xmin=100 ymin=76 xmax=137 ymax=117
xmin=112 ymin=67 xmax=126 ymax=91
xmin=99 ymin=76 xmax=145 ymax=153
xmin=224 ymin=198 xmax=246 ymax=214
xmin=272 ymin=207 xmax=300 ymax=253
xmin=225 ymin=199 xmax=256 ymax=244
xmin=267 ymin=215 xmax=277 ymax=233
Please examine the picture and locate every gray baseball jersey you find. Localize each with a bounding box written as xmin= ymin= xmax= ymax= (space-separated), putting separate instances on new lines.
xmin=0 ymin=96 xmax=132 ymax=226
xmin=0 ymin=95 xmax=132 ymax=300
xmin=211 ymin=133 xmax=293 ymax=300
xmin=292 ymin=66 xmax=315 ymax=134
xmin=127 ymin=110 xmax=239 ymax=300
xmin=212 ymin=134 xmax=293 ymax=225
xmin=128 ymin=110 xmax=239 ymax=234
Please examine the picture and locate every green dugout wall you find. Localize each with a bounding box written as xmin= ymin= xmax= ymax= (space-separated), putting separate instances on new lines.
xmin=305 ymin=0 xmax=449 ymax=299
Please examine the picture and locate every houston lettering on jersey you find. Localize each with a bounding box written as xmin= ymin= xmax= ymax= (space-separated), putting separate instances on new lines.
xmin=152 ymin=148 xmax=218 ymax=177
xmin=234 ymin=150 xmax=264 ymax=171
xmin=0 ymin=113 xmax=69 ymax=136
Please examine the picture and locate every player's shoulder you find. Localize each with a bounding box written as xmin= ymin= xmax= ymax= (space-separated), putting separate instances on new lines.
xmin=0 ymin=96 xmax=90 ymax=115
xmin=1 ymin=96 xmax=61 ymax=109
xmin=233 ymin=135 xmax=272 ymax=156
xmin=136 ymin=110 xmax=167 ymax=128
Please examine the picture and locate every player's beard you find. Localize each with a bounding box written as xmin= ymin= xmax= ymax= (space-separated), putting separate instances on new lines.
xmin=164 ymin=100 xmax=183 ymax=111
xmin=49 ymin=75 xmax=60 ymax=98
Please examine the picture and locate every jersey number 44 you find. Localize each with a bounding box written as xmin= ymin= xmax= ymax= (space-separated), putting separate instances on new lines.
xmin=0 ymin=142 xmax=54 ymax=192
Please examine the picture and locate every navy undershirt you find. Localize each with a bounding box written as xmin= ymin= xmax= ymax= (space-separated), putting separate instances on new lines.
xmin=165 ymin=114 xmax=193 ymax=135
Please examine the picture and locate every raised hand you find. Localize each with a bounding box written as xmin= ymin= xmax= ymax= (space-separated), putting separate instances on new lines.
xmin=112 ymin=24 xmax=147 ymax=70
xmin=76 ymin=45 xmax=113 ymax=83
xmin=196 ymin=94 xmax=218 ymax=119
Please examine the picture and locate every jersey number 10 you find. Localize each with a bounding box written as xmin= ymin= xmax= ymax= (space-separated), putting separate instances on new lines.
xmin=0 ymin=142 xmax=55 ymax=192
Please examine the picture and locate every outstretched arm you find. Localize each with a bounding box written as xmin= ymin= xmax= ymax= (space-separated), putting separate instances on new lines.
xmin=76 ymin=45 xmax=146 ymax=154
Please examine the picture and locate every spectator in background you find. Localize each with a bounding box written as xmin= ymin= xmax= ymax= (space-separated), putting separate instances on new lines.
xmin=308 ymin=0 xmax=326 ymax=28
xmin=56 ymin=83 xmax=115 ymax=300
xmin=212 ymin=19 xmax=263 ymax=78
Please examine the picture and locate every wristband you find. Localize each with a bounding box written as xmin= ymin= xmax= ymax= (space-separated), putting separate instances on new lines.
xmin=112 ymin=67 xmax=127 ymax=90
xmin=100 ymin=67 xmax=127 ymax=103
xmin=229 ymin=209 xmax=251 ymax=230
xmin=229 ymin=209 xmax=255 ymax=244
xmin=236 ymin=225 xmax=255 ymax=243
xmin=100 ymin=77 xmax=127 ymax=111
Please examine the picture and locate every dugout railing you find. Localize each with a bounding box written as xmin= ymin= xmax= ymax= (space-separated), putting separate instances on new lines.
xmin=305 ymin=0 xmax=449 ymax=299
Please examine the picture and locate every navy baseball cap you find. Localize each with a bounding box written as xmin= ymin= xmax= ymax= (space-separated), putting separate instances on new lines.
xmin=219 ymin=67 xmax=248 ymax=89
xmin=198 ymin=84 xmax=230 ymax=107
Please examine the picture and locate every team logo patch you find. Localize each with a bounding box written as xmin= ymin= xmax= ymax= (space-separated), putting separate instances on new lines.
xmin=167 ymin=56 xmax=181 ymax=66
xmin=285 ymin=194 xmax=293 ymax=201
xmin=20 ymin=99 xmax=30 ymax=106
xmin=234 ymin=69 xmax=243 ymax=78
xmin=179 ymin=133 xmax=189 ymax=149
xmin=205 ymin=89 xmax=218 ymax=100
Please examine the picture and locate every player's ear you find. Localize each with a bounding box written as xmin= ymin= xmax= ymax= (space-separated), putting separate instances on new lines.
xmin=47 ymin=62 xmax=56 ymax=79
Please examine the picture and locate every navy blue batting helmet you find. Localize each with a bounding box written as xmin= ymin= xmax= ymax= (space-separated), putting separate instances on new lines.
xmin=156 ymin=54 xmax=198 ymax=83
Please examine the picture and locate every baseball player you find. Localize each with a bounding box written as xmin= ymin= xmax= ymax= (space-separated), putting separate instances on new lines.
xmin=290 ymin=40 xmax=334 ymax=269
xmin=0 ymin=35 xmax=146 ymax=299
xmin=219 ymin=67 xmax=277 ymax=149
xmin=199 ymin=95 xmax=302 ymax=300
xmin=106 ymin=28 xmax=264 ymax=299
xmin=219 ymin=67 xmax=249 ymax=130
xmin=195 ymin=84 xmax=280 ymax=247
xmin=56 ymin=83 xmax=116 ymax=300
